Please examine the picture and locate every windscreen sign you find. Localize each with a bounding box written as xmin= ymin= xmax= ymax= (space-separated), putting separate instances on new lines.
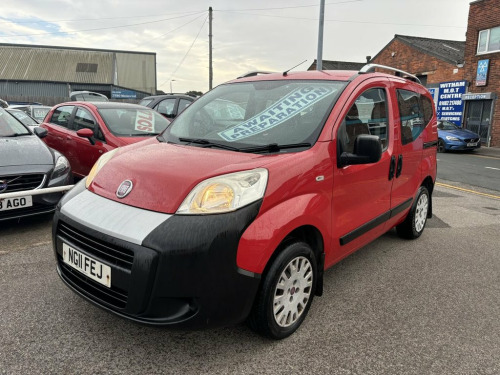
xmin=218 ymin=86 xmax=335 ymax=142
xmin=134 ymin=111 xmax=155 ymax=133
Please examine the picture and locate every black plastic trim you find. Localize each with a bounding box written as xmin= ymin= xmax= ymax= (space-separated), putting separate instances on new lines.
xmin=423 ymin=140 xmax=438 ymax=149
xmin=340 ymin=198 xmax=413 ymax=246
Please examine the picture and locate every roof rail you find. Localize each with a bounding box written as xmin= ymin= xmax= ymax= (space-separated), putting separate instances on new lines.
xmin=359 ymin=64 xmax=421 ymax=84
xmin=237 ymin=71 xmax=275 ymax=79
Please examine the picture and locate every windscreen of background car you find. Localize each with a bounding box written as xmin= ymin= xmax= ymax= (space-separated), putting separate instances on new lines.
xmin=98 ymin=108 xmax=171 ymax=136
xmin=0 ymin=108 xmax=31 ymax=136
xmin=165 ymin=80 xmax=346 ymax=148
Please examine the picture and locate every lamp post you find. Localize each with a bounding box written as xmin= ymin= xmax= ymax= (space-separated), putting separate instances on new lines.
xmin=170 ymin=80 xmax=176 ymax=94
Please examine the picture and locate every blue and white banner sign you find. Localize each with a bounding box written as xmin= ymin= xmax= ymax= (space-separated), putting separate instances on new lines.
xmin=111 ymin=89 xmax=137 ymax=99
xmin=218 ymin=86 xmax=335 ymax=142
xmin=476 ymin=59 xmax=489 ymax=86
xmin=436 ymin=80 xmax=467 ymax=125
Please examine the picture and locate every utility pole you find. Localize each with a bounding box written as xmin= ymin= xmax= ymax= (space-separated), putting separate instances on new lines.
xmin=209 ymin=7 xmax=213 ymax=90
xmin=317 ymin=0 xmax=325 ymax=70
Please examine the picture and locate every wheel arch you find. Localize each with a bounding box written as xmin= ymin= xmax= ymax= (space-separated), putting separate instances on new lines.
xmin=421 ymin=176 xmax=434 ymax=218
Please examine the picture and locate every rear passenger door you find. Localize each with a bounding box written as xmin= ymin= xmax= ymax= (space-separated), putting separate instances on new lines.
xmin=331 ymin=79 xmax=395 ymax=263
xmin=387 ymin=79 xmax=433 ymax=226
xmin=42 ymin=105 xmax=75 ymax=159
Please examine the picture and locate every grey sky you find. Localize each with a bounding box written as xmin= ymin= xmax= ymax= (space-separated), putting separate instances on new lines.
xmin=1 ymin=0 xmax=470 ymax=93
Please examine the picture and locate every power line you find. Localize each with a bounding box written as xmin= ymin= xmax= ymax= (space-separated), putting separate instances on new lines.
xmin=216 ymin=0 xmax=363 ymax=12
xmin=216 ymin=11 xmax=466 ymax=29
xmin=159 ymin=16 xmax=208 ymax=89
xmin=0 ymin=12 xmax=206 ymax=38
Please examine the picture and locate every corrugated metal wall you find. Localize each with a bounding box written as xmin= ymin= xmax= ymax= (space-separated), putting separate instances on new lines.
xmin=0 ymin=44 xmax=156 ymax=95
xmin=116 ymin=52 xmax=156 ymax=94
xmin=0 ymin=45 xmax=113 ymax=84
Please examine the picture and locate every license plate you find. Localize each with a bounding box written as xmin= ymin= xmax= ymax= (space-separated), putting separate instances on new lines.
xmin=0 ymin=196 xmax=33 ymax=211
xmin=62 ymin=243 xmax=111 ymax=288
xmin=467 ymin=142 xmax=478 ymax=147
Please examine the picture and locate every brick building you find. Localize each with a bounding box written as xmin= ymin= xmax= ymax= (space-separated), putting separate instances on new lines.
xmin=369 ymin=34 xmax=465 ymax=86
xmin=462 ymin=0 xmax=500 ymax=147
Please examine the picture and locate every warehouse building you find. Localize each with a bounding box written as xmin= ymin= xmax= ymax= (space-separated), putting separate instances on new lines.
xmin=0 ymin=43 xmax=157 ymax=105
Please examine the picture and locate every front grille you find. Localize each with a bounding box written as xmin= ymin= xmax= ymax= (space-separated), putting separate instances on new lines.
xmin=59 ymin=258 xmax=128 ymax=308
xmin=464 ymin=138 xmax=480 ymax=143
xmin=0 ymin=174 xmax=45 ymax=192
xmin=58 ymin=222 xmax=134 ymax=270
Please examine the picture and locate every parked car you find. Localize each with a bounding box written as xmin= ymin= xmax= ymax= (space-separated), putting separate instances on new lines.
xmin=6 ymin=108 xmax=40 ymax=130
xmin=69 ymin=91 xmax=108 ymax=102
xmin=139 ymin=93 xmax=196 ymax=119
xmin=0 ymin=107 xmax=72 ymax=221
xmin=40 ymin=102 xmax=171 ymax=178
xmin=52 ymin=65 xmax=437 ymax=339
xmin=8 ymin=104 xmax=52 ymax=123
xmin=437 ymin=120 xmax=481 ymax=152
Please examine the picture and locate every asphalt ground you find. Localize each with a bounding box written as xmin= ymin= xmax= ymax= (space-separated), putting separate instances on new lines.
xmin=1 ymin=182 xmax=499 ymax=375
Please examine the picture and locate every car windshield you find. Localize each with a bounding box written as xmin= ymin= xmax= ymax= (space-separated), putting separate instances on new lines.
xmin=9 ymin=111 xmax=38 ymax=126
xmin=98 ymin=108 xmax=171 ymax=136
xmin=164 ymin=80 xmax=346 ymax=152
xmin=438 ymin=121 xmax=459 ymax=130
xmin=0 ymin=108 xmax=31 ymax=136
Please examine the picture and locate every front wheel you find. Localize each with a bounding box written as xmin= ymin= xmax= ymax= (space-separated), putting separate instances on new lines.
xmin=396 ymin=186 xmax=430 ymax=239
xmin=248 ymin=241 xmax=317 ymax=339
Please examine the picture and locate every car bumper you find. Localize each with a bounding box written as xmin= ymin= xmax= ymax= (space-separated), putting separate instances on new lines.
xmin=53 ymin=184 xmax=262 ymax=329
xmin=445 ymin=141 xmax=481 ymax=151
xmin=0 ymin=171 xmax=72 ymax=221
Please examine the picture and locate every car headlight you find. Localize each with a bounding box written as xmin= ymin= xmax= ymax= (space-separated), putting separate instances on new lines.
xmin=51 ymin=155 xmax=70 ymax=180
xmin=445 ymin=136 xmax=460 ymax=141
xmin=177 ymin=168 xmax=268 ymax=214
xmin=86 ymin=148 xmax=119 ymax=188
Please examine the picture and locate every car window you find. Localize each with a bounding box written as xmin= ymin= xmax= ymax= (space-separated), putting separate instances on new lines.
xmin=178 ymin=99 xmax=192 ymax=114
xmin=139 ymin=98 xmax=154 ymax=107
xmin=438 ymin=121 xmax=458 ymax=130
xmin=338 ymin=88 xmax=389 ymax=153
xmin=166 ymin=80 xmax=347 ymax=149
xmin=32 ymin=107 xmax=51 ymax=122
xmin=421 ymin=95 xmax=434 ymax=125
xmin=73 ymin=108 xmax=97 ymax=132
xmin=9 ymin=111 xmax=38 ymax=126
xmin=98 ymin=108 xmax=171 ymax=136
xmin=397 ymin=90 xmax=425 ymax=145
xmin=0 ymin=108 xmax=31 ymax=136
xmin=50 ymin=106 xmax=74 ymax=128
xmin=155 ymin=99 xmax=176 ymax=117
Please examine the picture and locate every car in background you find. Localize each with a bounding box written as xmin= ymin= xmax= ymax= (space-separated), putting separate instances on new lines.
xmin=8 ymin=104 xmax=52 ymax=123
xmin=0 ymin=107 xmax=72 ymax=221
xmin=437 ymin=120 xmax=481 ymax=152
xmin=139 ymin=93 xmax=196 ymax=119
xmin=6 ymin=108 xmax=40 ymax=130
xmin=70 ymin=91 xmax=109 ymax=102
xmin=40 ymin=102 xmax=171 ymax=178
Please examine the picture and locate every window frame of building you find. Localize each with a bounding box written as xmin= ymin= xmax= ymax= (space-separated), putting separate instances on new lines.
xmin=477 ymin=26 xmax=500 ymax=54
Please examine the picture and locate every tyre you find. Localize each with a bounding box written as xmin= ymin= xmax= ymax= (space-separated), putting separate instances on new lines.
xmin=396 ymin=186 xmax=430 ymax=239
xmin=248 ymin=241 xmax=317 ymax=339
xmin=437 ymin=139 xmax=446 ymax=153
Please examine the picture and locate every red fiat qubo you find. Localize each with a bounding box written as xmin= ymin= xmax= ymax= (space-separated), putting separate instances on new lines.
xmin=53 ymin=65 xmax=438 ymax=339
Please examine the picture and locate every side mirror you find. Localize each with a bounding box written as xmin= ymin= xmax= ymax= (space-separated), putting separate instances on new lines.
xmin=76 ymin=128 xmax=96 ymax=145
xmin=33 ymin=127 xmax=48 ymax=138
xmin=339 ymin=134 xmax=382 ymax=167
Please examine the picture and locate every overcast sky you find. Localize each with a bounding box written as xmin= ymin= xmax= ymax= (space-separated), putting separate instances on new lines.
xmin=1 ymin=0 xmax=471 ymax=94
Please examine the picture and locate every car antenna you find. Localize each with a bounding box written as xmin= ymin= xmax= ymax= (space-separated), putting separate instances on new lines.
xmin=283 ymin=60 xmax=307 ymax=76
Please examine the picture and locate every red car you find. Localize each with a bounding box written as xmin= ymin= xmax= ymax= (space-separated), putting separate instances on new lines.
xmin=52 ymin=65 xmax=437 ymax=339
xmin=40 ymin=102 xmax=171 ymax=178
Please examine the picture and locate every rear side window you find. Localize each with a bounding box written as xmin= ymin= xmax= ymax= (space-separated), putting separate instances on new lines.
xmin=50 ymin=106 xmax=74 ymax=128
xmin=338 ymin=88 xmax=389 ymax=153
xmin=155 ymin=98 xmax=176 ymax=118
xmin=397 ymin=90 xmax=426 ymax=145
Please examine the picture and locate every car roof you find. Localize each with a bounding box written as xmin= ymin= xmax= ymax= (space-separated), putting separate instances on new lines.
xmin=56 ymin=101 xmax=149 ymax=109
xmin=141 ymin=94 xmax=196 ymax=100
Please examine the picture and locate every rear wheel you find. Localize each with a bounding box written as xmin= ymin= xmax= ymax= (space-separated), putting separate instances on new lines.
xmin=248 ymin=241 xmax=317 ymax=339
xmin=396 ymin=186 xmax=430 ymax=239
xmin=437 ymin=139 xmax=446 ymax=153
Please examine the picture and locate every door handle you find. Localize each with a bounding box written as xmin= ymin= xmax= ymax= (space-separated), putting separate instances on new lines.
xmin=389 ymin=155 xmax=396 ymax=180
xmin=396 ymin=154 xmax=403 ymax=178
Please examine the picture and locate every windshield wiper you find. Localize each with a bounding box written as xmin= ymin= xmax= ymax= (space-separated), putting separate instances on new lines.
xmin=3 ymin=133 xmax=30 ymax=137
xmin=178 ymin=137 xmax=241 ymax=152
xmin=240 ymin=142 xmax=312 ymax=153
